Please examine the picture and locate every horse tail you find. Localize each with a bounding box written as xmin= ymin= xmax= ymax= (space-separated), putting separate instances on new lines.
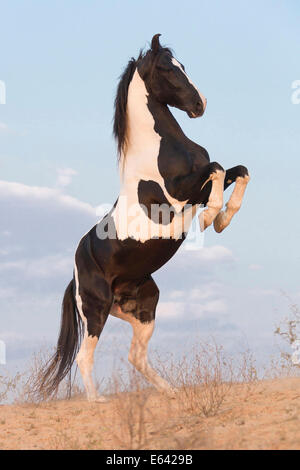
xmin=38 ymin=279 xmax=82 ymax=398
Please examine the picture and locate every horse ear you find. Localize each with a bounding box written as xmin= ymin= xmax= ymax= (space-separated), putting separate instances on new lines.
xmin=151 ymin=34 xmax=161 ymax=54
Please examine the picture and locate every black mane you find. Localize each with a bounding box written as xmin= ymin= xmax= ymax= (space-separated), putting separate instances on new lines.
xmin=113 ymin=56 xmax=138 ymax=160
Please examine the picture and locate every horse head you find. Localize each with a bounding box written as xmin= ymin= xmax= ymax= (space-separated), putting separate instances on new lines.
xmin=138 ymin=34 xmax=207 ymax=118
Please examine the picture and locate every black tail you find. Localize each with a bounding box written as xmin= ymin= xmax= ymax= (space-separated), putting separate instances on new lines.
xmin=38 ymin=280 xmax=82 ymax=398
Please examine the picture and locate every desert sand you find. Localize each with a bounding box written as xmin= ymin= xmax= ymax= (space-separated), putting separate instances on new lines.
xmin=0 ymin=377 xmax=299 ymax=450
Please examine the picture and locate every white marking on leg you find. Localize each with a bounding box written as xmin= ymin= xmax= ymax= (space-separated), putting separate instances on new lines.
xmin=199 ymin=169 xmax=225 ymax=231
xmin=76 ymin=332 xmax=101 ymax=402
xmin=110 ymin=304 xmax=176 ymax=396
xmin=74 ymin=262 xmax=107 ymax=403
xmin=214 ymin=174 xmax=250 ymax=233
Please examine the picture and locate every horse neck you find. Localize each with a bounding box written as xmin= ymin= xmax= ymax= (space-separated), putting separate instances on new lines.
xmin=124 ymin=70 xmax=184 ymax=159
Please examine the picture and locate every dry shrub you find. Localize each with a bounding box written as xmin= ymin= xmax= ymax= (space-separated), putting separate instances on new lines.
xmin=235 ymin=348 xmax=258 ymax=399
xmin=0 ymin=372 xmax=22 ymax=403
xmin=154 ymin=340 xmax=260 ymax=417
xmin=1 ymin=347 xmax=84 ymax=405
xmin=177 ymin=342 xmax=234 ymax=417
xmin=274 ymin=293 xmax=300 ymax=374
xmin=107 ymin=362 xmax=177 ymax=450
xmin=15 ymin=348 xmax=58 ymax=403
xmin=109 ymin=366 xmax=152 ymax=449
xmin=1 ymin=338 xmax=262 ymax=450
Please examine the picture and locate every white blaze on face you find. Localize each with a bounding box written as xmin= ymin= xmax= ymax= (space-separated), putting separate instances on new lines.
xmin=171 ymin=58 xmax=207 ymax=112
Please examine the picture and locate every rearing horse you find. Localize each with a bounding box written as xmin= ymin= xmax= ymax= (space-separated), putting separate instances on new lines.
xmin=40 ymin=34 xmax=250 ymax=402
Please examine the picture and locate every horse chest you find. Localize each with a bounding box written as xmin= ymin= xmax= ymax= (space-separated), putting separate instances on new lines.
xmin=112 ymin=148 xmax=191 ymax=243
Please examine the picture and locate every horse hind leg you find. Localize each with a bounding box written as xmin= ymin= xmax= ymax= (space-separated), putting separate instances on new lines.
xmin=128 ymin=317 xmax=177 ymax=397
xmin=110 ymin=278 xmax=176 ymax=397
xmin=214 ymin=165 xmax=250 ymax=233
xmin=76 ymin=329 xmax=103 ymax=402
xmin=74 ymin=261 xmax=112 ymax=402
xmin=112 ymin=310 xmax=176 ymax=397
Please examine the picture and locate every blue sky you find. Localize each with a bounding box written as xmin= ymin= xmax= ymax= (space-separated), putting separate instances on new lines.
xmin=0 ymin=1 xmax=300 ymax=382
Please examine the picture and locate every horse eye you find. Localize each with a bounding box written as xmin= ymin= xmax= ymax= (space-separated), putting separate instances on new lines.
xmin=157 ymin=64 xmax=173 ymax=72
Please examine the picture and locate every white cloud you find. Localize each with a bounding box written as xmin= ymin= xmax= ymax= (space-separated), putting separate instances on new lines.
xmin=168 ymin=282 xmax=223 ymax=302
xmin=0 ymin=287 xmax=16 ymax=299
xmin=0 ymin=180 xmax=100 ymax=267
xmin=167 ymin=244 xmax=234 ymax=271
xmin=0 ymin=180 xmax=96 ymax=216
xmin=0 ymin=331 xmax=27 ymax=342
xmin=95 ymin=203 xmax=113 ymax=217
xmin=153 ymin=244 xmax=235 ymax=294
xmin=198 ymin=298 xmax=228 ymax=314
xmin=157 ymin=281 xmax=228 ymax=321
xmin=0 ymin=231 xmax=11 ymax=237
xmin=0 ymin=254 xmax=73 ymax=279
xmin=196 ymin=245 xmax=234 ymax=262
xmin=56 ymin=167 xmax=78 ymax=188
xmin=0 ymin=122 xmax=8 ymax=132
xmin=157 ymin=301 xmax=185 ymax=319
xmin=169 ymin=290 xmax=185 ymax=300
xmin=249 ymin=264 xmax=263 ymax=270
xmin=249 ymin=288 xmax=278 ymax=296
xmin=189 ymin=282 xmax=224 ymax=301
xmin=0 ymin=179 xmax=102 ymax=345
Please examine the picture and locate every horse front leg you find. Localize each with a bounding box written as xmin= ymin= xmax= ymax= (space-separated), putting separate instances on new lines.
xmin=164 ymin=161 xmax=225 ymax=231
xmin=214 ymin=165 xmax=250 ymax=233
xmin=198 ymin=164 xmax=226 ymax=231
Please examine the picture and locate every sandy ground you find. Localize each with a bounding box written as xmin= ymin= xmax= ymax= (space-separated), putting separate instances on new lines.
xmin=0 ymin=377 xmax=299 ymax=450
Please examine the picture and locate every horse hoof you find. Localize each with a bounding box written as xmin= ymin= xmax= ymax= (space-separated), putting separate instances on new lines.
xmin=213 ymin=211 xmax=226 ymax=233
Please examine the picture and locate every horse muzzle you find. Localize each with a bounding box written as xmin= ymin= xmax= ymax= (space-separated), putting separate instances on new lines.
xmin=187 ymin=101 xmax=205 ymax=118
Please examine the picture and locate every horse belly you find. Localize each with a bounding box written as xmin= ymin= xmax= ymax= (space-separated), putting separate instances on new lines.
xmin=89 ymin=223 xmax=184 ymax=283
xmin=112 ymin=237 xmax=185 ymax=280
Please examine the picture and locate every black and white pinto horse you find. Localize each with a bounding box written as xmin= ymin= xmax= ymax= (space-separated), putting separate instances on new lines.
xmin=40 ymin=35 xmax=249 ymax=401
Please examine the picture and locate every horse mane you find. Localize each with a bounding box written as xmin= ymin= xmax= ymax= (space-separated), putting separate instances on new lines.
xmin=113 ymin=54 xmax=140 ymax=161
xmin=113 ymin=45 xmax=173 ymax=162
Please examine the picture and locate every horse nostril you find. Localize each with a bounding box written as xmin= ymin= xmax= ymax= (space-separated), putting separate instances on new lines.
xmin=198 ymin=97 xmax=207 ymax=112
